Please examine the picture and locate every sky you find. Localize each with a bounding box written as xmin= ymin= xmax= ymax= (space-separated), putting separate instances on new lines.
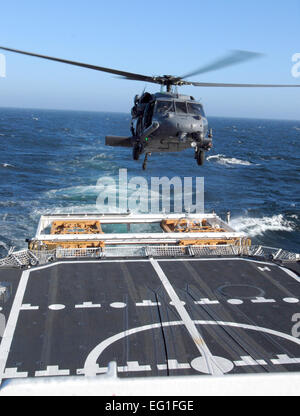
xmin=0 ymin=0 xmax=299 ymax=120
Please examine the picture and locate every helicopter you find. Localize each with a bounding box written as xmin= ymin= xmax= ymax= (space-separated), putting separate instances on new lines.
xmin=1 ymin=46 xmax=299 ymax=170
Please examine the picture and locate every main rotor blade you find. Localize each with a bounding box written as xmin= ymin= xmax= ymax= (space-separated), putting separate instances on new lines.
xmin=180 ymin=50 xmax=263 ymax=80
xmin=185 ymin=81 xmax=300 ymax=87
xmin=0 ymin=46 xmax=156 ymax=83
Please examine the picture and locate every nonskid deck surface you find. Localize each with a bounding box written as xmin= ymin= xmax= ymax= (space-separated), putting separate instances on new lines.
xmin=0 ymin=257 xmax=300 ymax=382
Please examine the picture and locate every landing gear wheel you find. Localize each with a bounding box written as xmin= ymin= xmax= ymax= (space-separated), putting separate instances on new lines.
xmin=196 ymin=149 xmax=205 ymax=166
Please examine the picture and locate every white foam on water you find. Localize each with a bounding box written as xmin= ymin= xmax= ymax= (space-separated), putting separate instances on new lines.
xmin=31 ymin=204 xmax=101 ymax=216
xmin=230 ymin=214 xmax=295 ymax=237
xmin=0 ymin=240 xmax=9 ymax=251
xmin=91 ymin=153 xmax=114 ymax=160
xmin=44 ymin=180 xmax=176 ymax=215
xmin=1 ymin=163 xmax=15 ymax=168
xmin=46 ymin=184 xmax=105 ymax=198
xmin=207 ymin=154 xmax=254 ymax=166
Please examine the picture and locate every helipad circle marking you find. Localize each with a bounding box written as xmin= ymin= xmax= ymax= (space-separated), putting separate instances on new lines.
xmin=227 ymin=299 xmax=243 ymax=305
xmin=84 ymin=320 xmax=300 ymax=377
xmin=110 ymin=302 xmax=127 ymax=309
xmin=283 ymin=298 xmax=299 ymax=304
xmin=218 ymin=284 xmax=264 ymax=299
xmin=48 ymin=304 xmax=65 ymax=310
xmin=191 ymin=356 xmax=234 ymax=374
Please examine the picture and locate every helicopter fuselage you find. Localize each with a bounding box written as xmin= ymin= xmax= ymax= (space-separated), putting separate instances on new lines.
xmin=130 ymin=91 xmax=212 ymax=154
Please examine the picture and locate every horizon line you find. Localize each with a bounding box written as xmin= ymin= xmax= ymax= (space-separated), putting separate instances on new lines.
xmin=0 ymin=105 xmax=299 ymax=123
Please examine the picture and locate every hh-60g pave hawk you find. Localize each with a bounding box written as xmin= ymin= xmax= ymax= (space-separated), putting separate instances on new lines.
xmin=1 ymin=47 xmax=300 ymax=169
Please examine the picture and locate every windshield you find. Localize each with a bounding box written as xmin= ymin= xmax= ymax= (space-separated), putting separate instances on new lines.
xmin=175 ymin=101 xmax=187 ymax=114
xmin=155 ymin=101 xmax=174 ymax=114
xmin=187 ymin=102 xmax=205 ymax=117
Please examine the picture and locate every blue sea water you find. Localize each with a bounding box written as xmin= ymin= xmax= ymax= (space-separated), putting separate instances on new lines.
xmin=0 ymin=107 xmax=299 ymax=257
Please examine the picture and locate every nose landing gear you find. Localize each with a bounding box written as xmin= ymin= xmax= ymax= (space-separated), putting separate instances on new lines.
xmin=132 ymin=137 xmax=143 ymax=161
xmin=195 ymin=148 xmax=205 ymax=166
xmin=194 ymin=129 xmax=213 ymax=166
xmin=142 ymin=152 xmax=151 ymax=170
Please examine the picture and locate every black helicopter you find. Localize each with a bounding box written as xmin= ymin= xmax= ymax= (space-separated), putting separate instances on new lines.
xmin=1 ymin=46 xmax=299 ymax=170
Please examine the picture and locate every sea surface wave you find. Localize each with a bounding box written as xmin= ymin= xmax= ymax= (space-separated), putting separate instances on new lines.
xmin=0 ymin=108 xmax=299 ymax=256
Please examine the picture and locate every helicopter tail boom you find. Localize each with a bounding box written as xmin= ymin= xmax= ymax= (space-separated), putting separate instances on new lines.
xmin=105 ymin=136 xmax=133 ymax=147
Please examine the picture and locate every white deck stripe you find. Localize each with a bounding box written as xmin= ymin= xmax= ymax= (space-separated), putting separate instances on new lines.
xmin=271 ymin=354 xmax=300 ymax=365
xmin=149 ymin=258 xmax=224 ymax=376
xmin=158 ymin=258 xmax=281 ymax=266
xmin=3 ymin=367 xmax=28 ymax=378
xmin=234 ymin=356 xmax=267 ymax=367
xmin=157 ymin=360 xmax=191 ymax=370
xmin=0 ymin=270 xmax=30 ymax=384
xmin=27 ymin=259 xmax=149 ymax=273
xmin=280 ymin=266 xmax=300 ymax=283
xmin=20 ymin=257 xmax=299 ymax=275
xmin=35 ymin=365 xmax=70 ymax=377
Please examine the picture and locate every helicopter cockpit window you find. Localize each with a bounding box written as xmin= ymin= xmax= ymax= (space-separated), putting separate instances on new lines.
xmin=187 ymin=102 xmax=205 ymax=117
xmin=155 ymin=101 xmax=174 ymax=114
xmin=175 ymin=101 xmax=187 ymax=114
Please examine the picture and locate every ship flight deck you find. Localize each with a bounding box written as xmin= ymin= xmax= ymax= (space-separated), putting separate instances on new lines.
xmin=1 ymin=257 xmax=300 ymax=380
xmin=0 ymin=212 xmax=299 ymax=394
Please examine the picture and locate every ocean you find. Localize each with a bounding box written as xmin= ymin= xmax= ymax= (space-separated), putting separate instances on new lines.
xmin=0 ymin=107 xmax=299 ymax=257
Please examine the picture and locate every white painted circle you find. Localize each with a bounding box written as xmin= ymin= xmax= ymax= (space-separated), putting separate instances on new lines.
xmin=227 ymin=299 xmax=243 ymax=305
xmin=283 ymin=298 xmax=299 ymax=304
xmin=191 ymin=356 xmax=234 ymax=374
xmin=84 ymin=320 xmax=300 ymax=377
xmin=48 ymin=304 xmax=65 ymax=310
xmin=110 ymin=302 xmax=127 ymax=309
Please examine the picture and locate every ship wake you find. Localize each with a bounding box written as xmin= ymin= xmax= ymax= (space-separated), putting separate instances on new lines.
xmin=229 ymin=214 xmax=296 ymax=237
xmin=207 ymin=154 xmax=255 ymax=166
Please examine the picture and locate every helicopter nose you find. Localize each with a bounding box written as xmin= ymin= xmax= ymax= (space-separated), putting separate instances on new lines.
xmin=177 ymin=119 xmax=203 ymax=133
xmin=158 ymin=116 xmax=178 ymax=134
